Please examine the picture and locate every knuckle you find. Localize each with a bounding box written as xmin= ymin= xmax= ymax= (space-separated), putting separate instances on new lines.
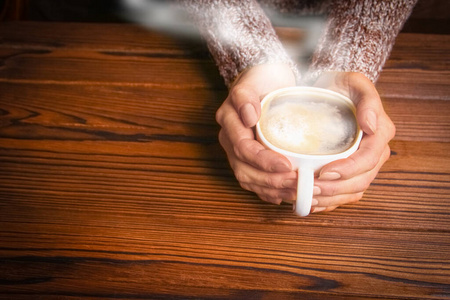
xmin=239 ymin=182 xmax=252 ymax=192
xmin=318 ymin=196 xmax=332 ymax=208
xmin=263 ymin=174 xmax=282 ymax=188
xmin=365 ymin=154 xmax=380 ymax=170
xmin=230 ymin=85 xmax=248 ymax=102
xmin=348 ymin=72 xmax=368 ymax=85
xmin=218 ymin=130 xmax=226 ymax=146
xmin=381 ymin=116 xmax=396 ymax=142
xmin=234 ymin=169 xmax=249 ymax=185
xmin=215 ymin=105 xmax=226 ymax=125
xmin=370 ymin=155 xmax=380 ymax=170
xmin=234 ymin=138 xmax=255 ymax=161
xmin=353 ymin=192 xmax=364 ymax=202
xmin=262 ymin=190 xmax=283 ymax=203
xmin=233 ymin=142 xmax=244 ymax=161
xmin=327 ymin=184 xmax=340 ymax=197
xmin=259 ymin=194 xmax=280 ymax=204
xmin=384 ymin=145 xmax=392 ymax=161
xmin=345 ymin=192 xmax=364 ymax=206
xmin=389 ymin=119 xmax=396 ymax=140
xmin=215 ymin=108 xmax=222 ymax=125
xmin=356 ymin=179 xmax=371 ymax=193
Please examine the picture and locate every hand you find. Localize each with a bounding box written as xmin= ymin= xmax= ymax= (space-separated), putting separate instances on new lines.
xmin=310 ymin=72 xmax=396 ymax=213
xmin=215 ymin=63 xmax=298 ymax=204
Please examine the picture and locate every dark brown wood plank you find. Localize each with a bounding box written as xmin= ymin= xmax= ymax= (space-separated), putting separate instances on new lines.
xmin=0 ymin=215 xmax=449 ymax=299
xmin=2 ymin=23 xmax=449 ymax=98
xmin=0 ymin=48 xmax=223 ymax=88
xmin=377 ymin=34 xmax=450 ymax=100
xmin=1 ymin=83 xmax=449 ymax=142
xmin=387 ymin=34 xmax=450 ymax=71
xmin=0 ymin=22 xmax=223 ymax=88
xmin=0 ymin=136 xmax=449 ymax=231
xmin=0 ymin=82 xmax=224 ymax=141
xmin=383 ymin=97 xmax=450 ymax=142
xmin=0 ymin=21 xmax=204 ymax=54
xmin=1 ymin=22 xmax=449 ymax=300
xmin=0 ymin=83 xmax=448 ymax=230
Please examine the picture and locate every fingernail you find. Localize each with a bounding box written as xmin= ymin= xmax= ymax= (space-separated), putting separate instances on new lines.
xmin=319 ymin=172 xmax=341 ymax=181
xmin=282 ymin=179 xmax=297 ymax=188
xmin=312 ymin=198 xmax=319 ymax=206
xmin=273 ymin=162 xmax=291 ymax=173
xmin=366 ymin=110 xmax=377 ymax=134
xmin=240 ymin=103 xmax=258 ymax=127
xmin=313 ymin=186 xmax=321 ymax=196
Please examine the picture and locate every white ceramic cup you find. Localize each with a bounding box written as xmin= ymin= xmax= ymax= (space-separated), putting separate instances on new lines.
xmin=256 ymin=87 xmax=363 ymax=217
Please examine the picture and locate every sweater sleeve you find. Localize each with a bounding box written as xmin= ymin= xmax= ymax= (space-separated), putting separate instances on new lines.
xmin=306 ymin=0 xmax=418 ymax=84
xmin=180 ymin=0 xmax=300 ymax=87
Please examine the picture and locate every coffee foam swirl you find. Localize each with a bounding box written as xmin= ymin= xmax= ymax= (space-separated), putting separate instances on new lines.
xmin=260 ymin=97 xmax=357 ymax=155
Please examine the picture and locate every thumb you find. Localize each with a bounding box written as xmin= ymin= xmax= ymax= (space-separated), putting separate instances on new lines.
xmin=229 ymin=64 xmax=297 ymax=128
xmin=347 ymin=74 xmax=381 ymax=135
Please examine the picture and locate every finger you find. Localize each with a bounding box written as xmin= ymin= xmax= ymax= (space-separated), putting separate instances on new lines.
xmin=317 ymin=145 xmax=391 ymax=196
xmin=229 ymin=85 xmax=261 ymax=128
xmin=223 ymin=139 xmax=297 ymax=205
xmin=228 ymin=64 xmax=297 ymax=128
xmin=218 ymin=103 xmax=292 ymax=172
xmin=221 ymin=133 xmax=297 ymax=189
xmin=233 ymin=156 xmax=297 ymax=190
xmin=311 ymin=205 xmax=338 ymax=214
xmin=319 ymin=124 xmax=393 ymax=180
xmin=314 ymin=192 xmax=364 ymax=208
xmin=255 ymin=187 xmax=297 ymax=205
xmin=346 ymin=73 xmax=383 ymax=135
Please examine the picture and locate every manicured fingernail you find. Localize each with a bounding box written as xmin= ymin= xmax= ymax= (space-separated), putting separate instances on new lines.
xmin=282 ymin=179 xmax=297 ymax=188
xmin=312 ymin=198 xmax=319 ymax=206
xmin=240 ymin=103 xmax=258 ymax=127
xmin=366 ymin=110 xmax=377 ymax=134
xmin=273 ymin=162 xmax=291 ymax=173
xmin=313 ymin=186 xmax=321 ymax=196
xmin=312 ymin=207 xmax=326 ymax=213
xmin=319 ymin=172 xmax=341 ymax=181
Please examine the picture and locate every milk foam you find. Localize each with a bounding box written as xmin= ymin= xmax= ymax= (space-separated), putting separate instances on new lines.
xmin=260 ymin=98 xmax=357 ymax=155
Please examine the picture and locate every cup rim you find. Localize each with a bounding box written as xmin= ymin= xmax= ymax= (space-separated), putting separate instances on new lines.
xmin=256 ymin=86 xmax=363 ymax=159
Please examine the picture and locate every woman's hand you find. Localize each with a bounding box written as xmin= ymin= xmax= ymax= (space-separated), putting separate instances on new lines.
xmin=215 ymin=63 xmax=298 ymax=204
xmin=217 ymin=67 xmax=395 ymax=214
xmin=310 ymin=72 xmax=396 ymax=213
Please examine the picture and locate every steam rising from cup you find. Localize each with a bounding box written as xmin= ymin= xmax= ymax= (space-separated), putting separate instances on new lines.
xmin=119 ymin=0 xmax=325 ymax=66
xmin=120 ymin=0 xmax=200 ymax=38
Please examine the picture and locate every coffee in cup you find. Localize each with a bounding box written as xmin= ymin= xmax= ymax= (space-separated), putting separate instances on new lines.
xmin=259 ymin=92 xmax=358 ymax=155
xmin=256 ymin=87 xmax=363 ymax=216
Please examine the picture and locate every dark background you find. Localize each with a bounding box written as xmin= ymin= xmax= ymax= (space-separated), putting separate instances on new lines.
xmin=1 ymin=0 xmax=449 ymax=34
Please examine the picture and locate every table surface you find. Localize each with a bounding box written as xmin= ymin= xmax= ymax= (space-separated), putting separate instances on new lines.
xmin=0 ymin=21 xmax=449 ymax=299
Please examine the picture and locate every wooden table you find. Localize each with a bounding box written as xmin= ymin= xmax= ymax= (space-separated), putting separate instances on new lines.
xmin=0 ymin=22 xmax=449 ymax=299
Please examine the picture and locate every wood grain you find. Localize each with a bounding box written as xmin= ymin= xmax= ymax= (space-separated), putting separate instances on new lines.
xmin=377 ymin=33 xmax=450 ymax=100
xmin=0 ymin=22 xmax=449 ymax=299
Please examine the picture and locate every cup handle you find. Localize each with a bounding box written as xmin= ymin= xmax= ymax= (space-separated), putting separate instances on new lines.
xmin=294 ymin=167 xmax=314 ymax=217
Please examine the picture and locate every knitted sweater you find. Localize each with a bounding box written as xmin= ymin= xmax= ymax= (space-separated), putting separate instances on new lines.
xmin=181 ymin=0 xmax=417 ymax=86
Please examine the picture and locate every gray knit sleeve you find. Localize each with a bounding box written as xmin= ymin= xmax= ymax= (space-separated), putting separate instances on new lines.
xmin=306 ymin=0 xmax=418 ymax=84
xmin=181 ymin=0 xmax=300 ymax=87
